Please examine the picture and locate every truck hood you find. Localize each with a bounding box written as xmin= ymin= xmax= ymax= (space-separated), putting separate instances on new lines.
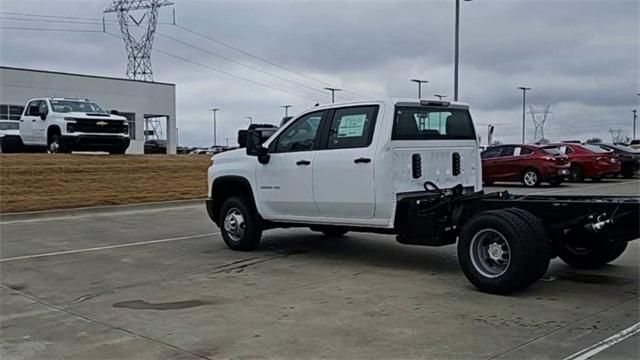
xmin=211 ymin=148 xmax=244 ymax=162
xmin=59 ymin=112 xmax=127 ymax=121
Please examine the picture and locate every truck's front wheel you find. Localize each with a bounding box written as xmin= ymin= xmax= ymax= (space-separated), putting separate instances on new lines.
xmin=219 ymin=196 xmax=262 ymax=251
xmin=48 ymin=134 xmax=68 ymax=153
xmin=458 ymin=210 xmax=550 ymax=294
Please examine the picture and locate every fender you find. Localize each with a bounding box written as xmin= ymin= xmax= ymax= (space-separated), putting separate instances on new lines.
xmin=207 ymin=175 xmax=261 ymax=226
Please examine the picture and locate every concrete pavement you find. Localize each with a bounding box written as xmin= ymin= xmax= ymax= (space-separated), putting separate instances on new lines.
xmin=1 ymin=179 xmax=638 ymax=359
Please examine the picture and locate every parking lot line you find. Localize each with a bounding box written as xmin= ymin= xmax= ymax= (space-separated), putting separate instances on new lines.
xmin=563 ymin=322 xmax=640 ymax=360
xmin=531 ymin=180 xmax=640 ymax=195
xmin=0 ymin=232 xmax=219 ymax=263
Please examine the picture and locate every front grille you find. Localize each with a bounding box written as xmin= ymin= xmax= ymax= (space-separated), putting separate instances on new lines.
xmin=71 ymin=119 xmax=126 ymax=134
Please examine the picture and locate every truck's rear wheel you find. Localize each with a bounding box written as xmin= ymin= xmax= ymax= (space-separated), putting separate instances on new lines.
xmin=219 ymin=196 xmax=262 ymax=251
xmin=558 ymin=239 xmax=628 ymax=269
xmin=502 ymin=208 xmax=551 ymax=283
xmin=458 ymin=210 xmax=550 ymax=294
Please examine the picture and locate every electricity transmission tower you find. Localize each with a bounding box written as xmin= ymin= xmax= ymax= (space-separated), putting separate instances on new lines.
xmin=529 ymin=105 xmax=551 ymax=143
xmin=104 ymin=0 xmax=174 ymax=81
xmin=608 ymin=128 xmax=626 ymax=143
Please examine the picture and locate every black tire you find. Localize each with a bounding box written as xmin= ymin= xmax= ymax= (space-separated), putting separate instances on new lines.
xmin=311 ymin=227 xmax=348 ymax=237
xmin=48 ymin=133 xmax=68 ymax=153
xmin=558 ymin=239 xmax=628 ymax=269
xmin=548 ymin=179 xmax=563 ymax=186
xmin=621 ymin=170 xmax=636 ymax=179
xmin=502 ymin=208 xmax=551 ymax=284
xmin=219 ymin=196 xmax=262 ymax=251
xmin=457 ymin=210 xmax=550 ymax=294
xmin=570 ymin=164 xmax=584 ymax=182
xmin=521 ymin=168 xmax=541 ymax=187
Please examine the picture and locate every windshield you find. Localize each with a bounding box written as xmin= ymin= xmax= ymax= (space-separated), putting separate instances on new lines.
xmin=606 ymin=144 xmax=640 ymax=153
xmin=392 ymin=107 xmax=476 ymax=140
xmin=50 ymin=100 xmax=105 ymax=113
xmin=0 ymin=121 xmax=19 ymax=130
xmin=541 ymin=146 xmax=563 ymax=156
xmin=582 ymin=144 xmax=610 ymax=153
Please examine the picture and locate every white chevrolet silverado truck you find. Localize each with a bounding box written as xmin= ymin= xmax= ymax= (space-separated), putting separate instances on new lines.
xmin=207 ymin=99 xmax=639 ymax=294
xmin=19 ymin=97 xmax=130 ymax=154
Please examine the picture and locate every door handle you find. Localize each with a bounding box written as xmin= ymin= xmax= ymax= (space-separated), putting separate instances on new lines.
xmin=32 ymin=119 xmax=36 ymax=122
xmin=296 ymin=160 xmax=311 ymax=166
xmin=354 ymin=157 xmax=371 ymax=164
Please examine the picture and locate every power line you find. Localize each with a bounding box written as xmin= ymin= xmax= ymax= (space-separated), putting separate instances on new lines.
xmin=173 ymin=23 xmax=368 ymax=100
xmin=0 ymin=26 xmax=104 ymax=33
xmin=155 ymin=32 xmax=339 ymax=99
xmin=1 ymin=12 xmax=359 ymax=101
xmin=104 ymin=31 xmax=319 ymax=102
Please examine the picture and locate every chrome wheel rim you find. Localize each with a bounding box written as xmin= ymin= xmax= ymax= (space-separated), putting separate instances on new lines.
xmin=223 ymin=208 xmax=245 ymax=241
xmin=523 ymin=171 xmax=537 ymax=186
xmin=470 ymin=229 xmax=511 ymax=278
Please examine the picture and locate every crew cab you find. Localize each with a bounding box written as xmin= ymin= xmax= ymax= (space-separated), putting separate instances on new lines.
xmin=19 ymin=97 xmax=130 ymax=154
xmin=481 ymin=144 xmax=569 ymax=187
xmin=206 ymin=99 xmax=639 ymax=294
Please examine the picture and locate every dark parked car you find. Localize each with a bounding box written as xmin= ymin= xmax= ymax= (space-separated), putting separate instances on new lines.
xmin=551 ymin=143 xmax=620 ymax=182
xmin=481 ymin=144 xmax=570 ymax=187
xmin=144 ymin=139 xmax=167 ymax=154
xmin=594 ymin=143 xmax=640 ymax=178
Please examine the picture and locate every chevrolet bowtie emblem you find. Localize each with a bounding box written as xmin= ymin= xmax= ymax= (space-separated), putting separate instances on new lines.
xmin=96 ymin=121 xmax=108 ymax=126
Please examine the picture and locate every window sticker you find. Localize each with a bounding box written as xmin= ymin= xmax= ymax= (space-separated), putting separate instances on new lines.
xmin=337 ymin=114 xmax=367 ymax=138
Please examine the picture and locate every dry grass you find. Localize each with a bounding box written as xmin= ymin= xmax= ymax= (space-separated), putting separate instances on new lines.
xmin=0 ymin=154 xmax=212 ymax=213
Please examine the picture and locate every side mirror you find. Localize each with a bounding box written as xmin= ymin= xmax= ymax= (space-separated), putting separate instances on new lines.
xmin=40 ymin=113 xmax=47 ymax=120
xmin=110 ymin=110 xmax=119 ymax=115
xmin=246 ymin=129 xmax=270 ymax=164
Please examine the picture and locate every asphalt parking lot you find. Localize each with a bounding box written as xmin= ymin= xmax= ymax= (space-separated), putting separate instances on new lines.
xmin=1 ymin=178 xmax=639 ymax=359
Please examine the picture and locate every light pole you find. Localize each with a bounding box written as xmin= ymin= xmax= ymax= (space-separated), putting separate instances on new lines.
xmin=245 ymin=116 xmax=253 ymax=126
xmin=410 ymin=79 xmax=429 ymax=99
xmin=434 ymin=94 xmax=447 ymax=100
xmin=324 ymin=87 xmax=342 ymax=103
xmin=517 ymin=86 xmax=532 ymax=143
xmin=209 ymin=107 xmax=219 ymax=147
xmin=633 ymin=109 xmax=637 ymax=141
xmin=281 ymin=105 xmax=293 ymax=117
xmin=454 ymin=0 xmax=474 ymax=101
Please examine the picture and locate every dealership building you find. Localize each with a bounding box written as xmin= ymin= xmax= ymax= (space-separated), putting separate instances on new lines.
xmin=0 ymin=66 xmax=177 ymax=154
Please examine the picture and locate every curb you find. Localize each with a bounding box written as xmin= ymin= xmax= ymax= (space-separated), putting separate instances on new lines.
xmin=0 ymin=198 xmax=206 ymax=222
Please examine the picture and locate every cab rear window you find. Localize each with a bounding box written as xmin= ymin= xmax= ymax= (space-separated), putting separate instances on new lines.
xmin=392 ymin=107 xmax=476 ymax=140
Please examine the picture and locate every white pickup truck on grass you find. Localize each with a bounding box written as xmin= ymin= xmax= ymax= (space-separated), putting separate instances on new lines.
xmin=19 ymin=97 xmax=130 ymax=154
xmin=206 ymin=99 xmax=639 ymax=294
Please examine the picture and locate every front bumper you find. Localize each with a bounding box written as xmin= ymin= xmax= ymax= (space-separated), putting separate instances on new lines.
xmin=60 ymin=135 xmax=130 ymax=151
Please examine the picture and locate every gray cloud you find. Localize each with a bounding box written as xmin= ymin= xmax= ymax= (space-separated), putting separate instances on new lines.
xmin=1 ymin=0 xmax=638 ymax=146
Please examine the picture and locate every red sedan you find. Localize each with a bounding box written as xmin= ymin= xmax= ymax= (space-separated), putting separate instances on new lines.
xmin=481 ymin=144 xmax=570 ymax=187
xmin=550 ymin=143 xmax=621 ymax=182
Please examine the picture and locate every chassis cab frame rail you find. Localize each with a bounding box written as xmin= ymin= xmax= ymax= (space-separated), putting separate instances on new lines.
xmin=397 ymin=190 xmax=640 ymax=251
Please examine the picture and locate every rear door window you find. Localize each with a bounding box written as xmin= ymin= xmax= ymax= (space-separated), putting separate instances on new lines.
xmin=392 ymin=106 xmax=476 ymax=140
xmin=326 ymin=106 xmax=378 ymax=149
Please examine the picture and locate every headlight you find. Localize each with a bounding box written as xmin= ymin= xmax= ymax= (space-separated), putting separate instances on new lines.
xmin=67 ymin=122 xmax=76 ymax=133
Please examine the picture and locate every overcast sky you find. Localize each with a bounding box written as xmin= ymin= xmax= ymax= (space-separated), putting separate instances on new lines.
xmin=1 ymin=0 xmax=638 ymax=146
